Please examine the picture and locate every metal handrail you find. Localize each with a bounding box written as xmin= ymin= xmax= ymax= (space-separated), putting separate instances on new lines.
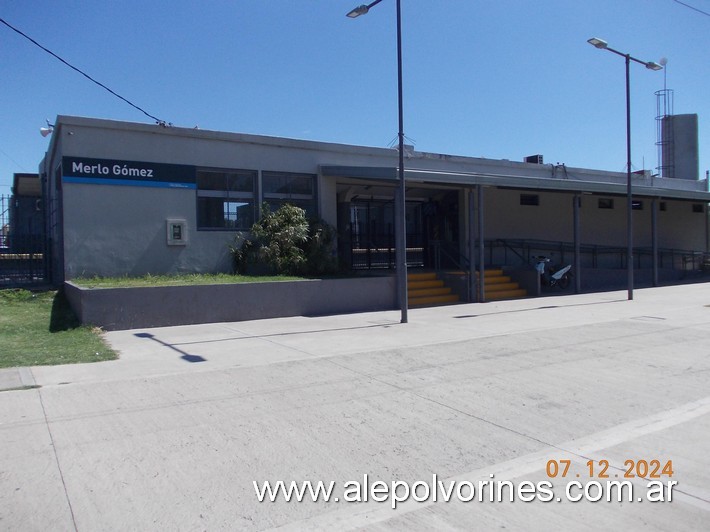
xmin=488 ymin=238 xmax=708 ymax=271
xmin=494 ymin=239 xmax=528 ymax=265
xmin=430 ymin=240 xmax=470 ymax=272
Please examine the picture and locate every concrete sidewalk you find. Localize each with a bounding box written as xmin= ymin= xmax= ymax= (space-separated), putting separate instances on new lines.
xmin=2 ymin=284 xmax=709 ymax=530
xmin=0 ymin=366 xmax=36 ymax=392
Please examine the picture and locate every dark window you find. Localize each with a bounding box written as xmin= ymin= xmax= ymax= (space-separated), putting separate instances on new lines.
xmin=632 ymin=200 xmax=644 ymax=211
xmin=598 ymin=198 xmax=614 ymax=209
xmin=520 ymin=194 xmax=539 ymax=206
xmin=660 ymin=202 xmax=667 ymax=212
xmin=262 ymin=171 xmax=317 ymax=217
xmin=197 ymin=171 xmax=253 ymax=193
xmin=197 ymin=169 xmax=256 ymax=230
xmin=262 ymin=173 xmax=313 ymax=195
xmin=692 ymin=204 xmax=705 ymax=213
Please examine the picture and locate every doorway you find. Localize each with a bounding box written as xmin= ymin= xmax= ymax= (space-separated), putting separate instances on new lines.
xmin=348 ymin=190 xmax=459 ymax=270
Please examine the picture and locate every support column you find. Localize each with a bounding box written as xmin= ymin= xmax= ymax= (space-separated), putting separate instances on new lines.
xmin=652 ymin=198 xmax=659 ymax=286
xmin=477 ymin=185 xmax=485 ymax=302
xmin=468 ymin=189 xmax=476 ymax=303
xmin=394 ymin=185 xmax=407 ymax=322
xmin=573 ymin=194 xmax=582 ymax=293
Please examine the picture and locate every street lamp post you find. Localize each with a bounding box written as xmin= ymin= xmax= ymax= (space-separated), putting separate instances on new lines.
xmin=588 ymin=37 xmax=662 ymax=301
xmin=348 ymin=0 xmax=408 ymax=323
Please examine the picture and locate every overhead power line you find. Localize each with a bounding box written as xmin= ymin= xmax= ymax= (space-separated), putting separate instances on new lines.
xmin=0 ymin=146 xmax=29 ymax=172
xmin=0 ymin=17 xmax=168 ymax=125
xmin=671 ymin=0 xmax=710 ymax=17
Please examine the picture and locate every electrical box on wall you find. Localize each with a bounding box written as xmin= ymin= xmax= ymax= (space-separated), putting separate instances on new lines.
xmin=166 ymin=219 xmax=188 ymax=246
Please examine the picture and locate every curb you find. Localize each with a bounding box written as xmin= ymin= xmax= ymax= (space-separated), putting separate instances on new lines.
xmin=0 ymin=367 xmax=38 ymax=391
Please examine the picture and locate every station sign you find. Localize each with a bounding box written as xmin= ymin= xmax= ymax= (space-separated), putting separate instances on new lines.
xmin=62 ymin=157 xmax=196 ymax=189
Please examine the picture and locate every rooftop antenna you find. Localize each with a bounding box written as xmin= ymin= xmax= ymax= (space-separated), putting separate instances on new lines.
xmin=655 ymin=57 xmax=674 ymax=178
xmin=660 ymin=57 xmax=668 ymax=90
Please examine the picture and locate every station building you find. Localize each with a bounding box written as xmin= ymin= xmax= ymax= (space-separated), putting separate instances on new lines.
xmin=39 ymin=115 xmax=710 ymax=300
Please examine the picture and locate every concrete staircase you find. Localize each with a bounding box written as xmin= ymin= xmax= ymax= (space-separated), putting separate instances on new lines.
xmin=478 ymin=269 xmax=527 ymax=301
xmin=407 ymin=269 xmax=528 ymax=307
xmin=407 ymin=272 xmax=459 ymax=307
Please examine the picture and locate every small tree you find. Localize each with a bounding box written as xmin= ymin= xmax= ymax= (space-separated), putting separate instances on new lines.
xmin=303 ymin=218 xmax=338 ymax=275
xmin=232 ymin=204 xmax=308 ymax=275
xmin=232 ymin=204 xmax=339 ymax=276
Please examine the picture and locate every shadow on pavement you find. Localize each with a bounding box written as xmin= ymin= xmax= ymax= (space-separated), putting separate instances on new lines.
xmin=134 ymin=332 xmax=207 ymax=363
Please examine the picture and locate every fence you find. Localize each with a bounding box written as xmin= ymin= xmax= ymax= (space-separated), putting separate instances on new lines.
xmin=350 ymin=230 xmax=425 ymax=270
xmin=0 ymin=194 xmax=48 ymax=287
xmin=489 ymin=238 xmax=709 ymax=272
xmin=0 ymin=194 xmax=8 ymax=250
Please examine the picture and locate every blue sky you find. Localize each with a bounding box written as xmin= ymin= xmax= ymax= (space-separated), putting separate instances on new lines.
xmin=2 ymin=0 xmax=709 ymax=193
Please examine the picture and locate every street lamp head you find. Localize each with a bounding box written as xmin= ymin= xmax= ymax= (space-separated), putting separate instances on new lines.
xmin=646 ymin=61 xmax=663 ymax=71
xmin=347 ymin=5 xmax=370 ymax=18
xmin=587 ymin=37 xmax=608 ymax=49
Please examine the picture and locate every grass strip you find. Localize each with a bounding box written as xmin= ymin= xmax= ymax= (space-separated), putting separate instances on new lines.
xmin=0 ymin=289 xmax=117 ymax=368
xmin=72 ymin=272 xmax=304 ymax=288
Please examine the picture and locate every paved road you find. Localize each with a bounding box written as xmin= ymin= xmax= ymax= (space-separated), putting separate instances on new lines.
xmin=2 ymin=284 xmax=709 ymax=531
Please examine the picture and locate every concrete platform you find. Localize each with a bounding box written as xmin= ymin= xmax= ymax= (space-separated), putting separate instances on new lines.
xmin=1 ymin=284 xmax=709 ymax=530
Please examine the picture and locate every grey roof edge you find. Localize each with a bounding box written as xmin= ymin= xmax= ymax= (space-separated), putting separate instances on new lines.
xmin=323 ymin=165 xmax=710 ymax=201
xmin=53 ymin=115 xmax=400 ymax=157
xmin=406 ymin=169 xmax=710 ymax=200
xmin=46 ymin=117 xmax=623 ymax=177
xmin=320 ymin=165 xmax=397 ymax=180
xmin=50 ymin=116 xmax=710 ymax=202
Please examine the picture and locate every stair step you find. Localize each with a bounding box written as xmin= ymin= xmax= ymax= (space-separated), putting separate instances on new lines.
xmin=409 ymin=279 xmax=444 ymax=290
xmin=475 ymin=269 xmax=504 ymax=278
xmin=407 ymin=268 xmax=529 ymax=307
xmin=484 ymin=276 xmax=512 ymax=285
xmin=485 ymin=282 xmax=521 ymax=292
xmin=408 ymin=272 xmax=437 ymax=282
xmin=409 ymin=294 xmax=460 ymax=307
xmin=406 ymin=271 xmax=460 ymax=308
xmin=409 ymin=287 xmax=452 ymax=297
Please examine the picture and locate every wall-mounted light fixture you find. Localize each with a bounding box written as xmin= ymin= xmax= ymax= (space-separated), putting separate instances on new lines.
xmin=39 ymin=119 xmax=54 ymax=137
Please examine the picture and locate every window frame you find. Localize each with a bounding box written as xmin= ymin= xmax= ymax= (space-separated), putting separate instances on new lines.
xmin=196 ymin=168 xmax=257 ymax=231
xmin=261 ymin=171 xmax=318 ymax=218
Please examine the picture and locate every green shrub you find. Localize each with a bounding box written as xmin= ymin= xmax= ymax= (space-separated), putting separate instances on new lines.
xmin=303 ymin=218 xmax=339 ymax=275
xmin=232 ymin=204 xmax=339 ymax=276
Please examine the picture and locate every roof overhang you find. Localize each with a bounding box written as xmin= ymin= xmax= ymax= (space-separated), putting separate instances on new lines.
xmin=321 ymin=165 xmax=710 ymax=202
xmin=321 ymin=165 xmax=398 ymax=181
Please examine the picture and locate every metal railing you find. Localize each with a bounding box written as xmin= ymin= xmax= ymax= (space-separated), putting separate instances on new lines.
xmin=350 ymin=231 xmax=424 ymax=269
xmin=490 ymin=238 xmax=709 ymax=272
xmin=0 ymin=194 xmax=9 ymax=250
xmin=429 ymin=240 xmax=469 ymax=272
xmin=0 ymin=235 xmax=47 ymax=286
xmin=1 ymin=194 xmax=48 ymax=287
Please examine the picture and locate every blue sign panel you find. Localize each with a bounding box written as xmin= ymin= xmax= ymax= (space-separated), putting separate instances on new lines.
xmin=62 ymin=157 xmax=196 ymax=189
